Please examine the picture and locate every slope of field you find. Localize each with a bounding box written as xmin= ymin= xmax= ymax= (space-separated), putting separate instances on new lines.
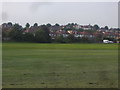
xmin=2 ymin=43 xmax=118 ymax=88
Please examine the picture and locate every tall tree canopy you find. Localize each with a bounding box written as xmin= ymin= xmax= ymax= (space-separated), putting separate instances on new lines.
xmin=55 ymin=23 xmax=60 ymax=26
xmin=7 ymin=22 xmax=12 ymax=27
xmin=9 ymin=24 xmax=23 ymax=41
xmin=46 ymin=23 xmax=51 ymax=27
xmin=26 ymin=23 xmax=30 ymax=28
xmin=33 ymin=23 xmax=38 ymax=27
xmin=93 ymin=24 xmax=99 ymax=30
xmin=35 ymin=25 xmax=51 ymax=43
xmin=104 ymin=26 xmax=109 ymax=30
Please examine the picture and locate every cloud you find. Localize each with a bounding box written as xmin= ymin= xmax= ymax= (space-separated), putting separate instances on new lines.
xmin=30 ymin=2 xmax=53 ymax=12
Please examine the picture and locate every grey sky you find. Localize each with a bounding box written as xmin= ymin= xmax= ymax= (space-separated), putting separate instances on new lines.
xmin=2 ymin=2 xmax=118 ymax=28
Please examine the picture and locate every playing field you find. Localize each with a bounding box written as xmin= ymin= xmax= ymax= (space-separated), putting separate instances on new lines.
xmin=2 ymin=43 xmax=118 ymax=88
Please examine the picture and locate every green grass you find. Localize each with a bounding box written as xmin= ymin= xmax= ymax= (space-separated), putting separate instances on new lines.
xmin=2 ymin=43 xmax=118 ymax=88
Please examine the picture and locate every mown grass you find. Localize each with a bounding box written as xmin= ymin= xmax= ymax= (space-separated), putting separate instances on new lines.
xmin=3 ymin=43 xmax=118 ymax=50
xmin=2 ymin=43 xmax=118 ymax=88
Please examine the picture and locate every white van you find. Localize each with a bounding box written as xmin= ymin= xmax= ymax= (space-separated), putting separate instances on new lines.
xmin=103 ymin=40 xmax=113 ymax=43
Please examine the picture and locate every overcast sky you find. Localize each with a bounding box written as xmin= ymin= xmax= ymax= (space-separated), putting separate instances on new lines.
xmin=2 ymin=2 xmax=118 ymax=28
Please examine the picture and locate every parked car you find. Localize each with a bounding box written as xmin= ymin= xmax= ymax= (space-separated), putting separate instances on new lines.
xmin=103 ymin=40 xmax=114 ymax=43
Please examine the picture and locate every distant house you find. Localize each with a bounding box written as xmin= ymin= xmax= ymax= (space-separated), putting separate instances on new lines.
xmin=73 ymin=25 xmax=81 ymax=29
xmin=49 ymin=29 xmax=69 ymax=39
xmin=49 ymin=25 xmax=61 ymax=32
xmin=23 ymin=26 xmax=41 ymax=35
xmin=80 ymin=25 xmax=92 ymax=30
xmin=73 ymin=31 xmax=94 ymax=38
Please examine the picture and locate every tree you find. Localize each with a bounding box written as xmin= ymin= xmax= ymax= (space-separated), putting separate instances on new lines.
xmin=33 ymin=23 xmax=38 ymax=27
xmin=46 ymin=23 xmax=51 ymax=27
xmin=66 ymin=34 xmax=76 ymax=43
xmin=7 ymin=22 xmax=12 ymax=27
xmin=71 ymin=23 xmax=75 ymax=26
xmin=9 ymin=24 xmax=23 ymax=41
xmin=34 ymin=25 xmax=51 ymax=43
xmin=22 ymin=33 xmax=34 ymax=42
xmin=95 ymin=32 xmax=103 ymax=43
xmin=2 ymin=31 xmax=9 ymax=41
xmin=55 ymin=23 xmax=60 ymax=26
xmin=26 ymin=23 xmax=30 ymax=28
xmin=11 ymin=23 xmax=23 ymax=31
xmin=66 ymin=23 xmax=74 ymax=29
xmin=81 ymin=37 xmax=89 ymax=43
xmin=93 ymin=24 xmax=99 ymax=30
xmin=55 ymin=35 xmax=65 ymax=43
xmin=78 ymin=28 xmax=84 ymax=32
xmin=35 ymin=30 xmax=47 ymax=43
xmin=104 ymin=26 xmax=109 ymax=30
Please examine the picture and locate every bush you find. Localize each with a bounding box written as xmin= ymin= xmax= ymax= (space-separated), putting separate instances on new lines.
xmin=22 ymin=33 xmax=35 ymax=42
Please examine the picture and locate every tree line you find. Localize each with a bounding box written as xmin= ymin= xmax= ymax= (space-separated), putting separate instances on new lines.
xmin=2 ymin=23 xmax=52 ymax=43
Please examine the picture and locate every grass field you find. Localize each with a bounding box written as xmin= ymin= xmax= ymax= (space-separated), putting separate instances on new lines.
xmin=2 ymin=43 xmax=118 ymax=88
